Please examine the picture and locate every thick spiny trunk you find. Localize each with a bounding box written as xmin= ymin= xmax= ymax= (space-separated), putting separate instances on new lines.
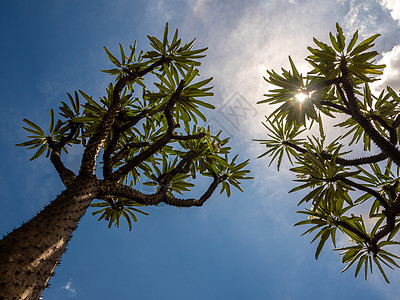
xmin=0 ymin=176 xmax=99 ymax=300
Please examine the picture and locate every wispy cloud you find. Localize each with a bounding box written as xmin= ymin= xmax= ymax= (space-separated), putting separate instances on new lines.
xmin=373 ymin=44 xmax=400 ymax=92
xmin=378 ymin=0 xmax=400 ymax=25
xmin=191 ymin=0 xmax=212 ymax=16
xmin=342 ymin=0 xmax=378 ymax=35
xmin=143 ymin=0 xmax=400 ymax=197
xmin=62 ymin=279 xmax=77 ymax=297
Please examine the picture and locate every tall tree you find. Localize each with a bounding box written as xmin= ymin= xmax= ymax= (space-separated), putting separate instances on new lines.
xmin=256 ymin=24 xmax=400 ymax=283
xmin=0 ymin=24 xmax=251 ymax=299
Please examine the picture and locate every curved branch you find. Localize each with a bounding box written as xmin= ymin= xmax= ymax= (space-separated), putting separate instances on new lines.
xmin=79 ymin=58 xmax=168 ymax=176
xmin=368 ymin=114 xmax=399 ymax=145
xmin=48 ymin=147 xmax=76 ymax=187
xmin=99 ymin=173 xmax=227 ymax=207
xmin=369 ymin=192 xmax=400 ymax=251
xmin=46 ymin=123 xmax=79 ymax=186
xmin=335 ymin=220 xmax=371 ymax=243
xmin=111 ymin=81 xmax=185 ymax=181
xmin=157 ymin=151 xmax=199 ymax=194
xmin=337 ymin=176 xmax=388 ymax=209
xmin=335 ymin=83 xmax=350 ymax=109
xmin=392 ymin=114 xmax=400 ymax=130
xmin=172 ymin=133 xmax=206 ymax=141
xmin=282 ymin=141 xmax=388 ymax=166
xmin=163 ymin=174 xmax=228 ymax=207
xmin=370 ymin=216 xmax=395 ymax=250
xmin=103 ymin=111 xmax=149 ymax=179
xmin=340 ymin=62 xmax=400 ymax=166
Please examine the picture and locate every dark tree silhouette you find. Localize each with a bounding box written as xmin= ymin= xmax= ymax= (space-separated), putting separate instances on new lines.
xmin=0 ymin=24 xmax=251 ymax=299
xmin=257 ymin=24 xmax=400 ymax=283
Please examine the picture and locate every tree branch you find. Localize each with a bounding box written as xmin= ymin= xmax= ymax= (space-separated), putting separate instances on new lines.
xmin=335 ymin=219 xmax=371 ymax=243
xmin=368 ymin=115 xmax=392 ymax=133
xmin=103 ymin=111 xmax=149 ymax=179
xmin=111 ymin=80 xmax=185 ymax=181
xmin=163 ymin=173 xmax=228 ymax=207
xmin=369 ymin=192 xmax=400 ymax=251
xmin=99 ymin=173 xmax=227 ymax=207
xmin=336 ymin=176 xmax=388 ymax=209
xmin=370 ymin=114 xmax=400 ymax=148
xmin=157 ymin=151 xmax=199 ymax=194
xmin=370 ymin=216 xmax=395 ymax=253
xmin=79 ymin=57 xmax=169 ymax=176
xmin=335 ymin=83 xmax=350 ymax=109
xmin=172 ymin=133 xmax=206 ymax=141
xmin=282 ymin=141 xmax=388 ymax=166
xmin=392 ymin=114 xmax=400 ymax=130
xmin=46 ymin=123 xmax=79 ymax=186
xmin=340 ymin=62 xmax=400 ymax=166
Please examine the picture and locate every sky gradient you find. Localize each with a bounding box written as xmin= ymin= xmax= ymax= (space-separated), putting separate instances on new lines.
xmin=1 ymin=0 xmax=400 ymax=299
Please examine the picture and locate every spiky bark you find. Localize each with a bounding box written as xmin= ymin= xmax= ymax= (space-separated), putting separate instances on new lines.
xmin=0 ymin=33 xmax=253 ymax=298
xmin=0 ymin=175 xmax=99 ymax=300
xmin=0 ymin=79 xmax=231 ymax=299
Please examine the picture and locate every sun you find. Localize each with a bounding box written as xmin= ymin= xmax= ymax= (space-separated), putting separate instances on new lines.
xmin=294 ymin=92 xmax=308 ymax=102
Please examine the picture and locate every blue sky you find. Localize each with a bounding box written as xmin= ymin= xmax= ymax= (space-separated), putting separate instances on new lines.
xmin=1 ymin=0 xmax=400 ymax=299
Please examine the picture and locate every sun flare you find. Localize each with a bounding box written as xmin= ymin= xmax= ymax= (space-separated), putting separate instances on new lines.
xmin=294 ymin=92 xmax=308 ymax=102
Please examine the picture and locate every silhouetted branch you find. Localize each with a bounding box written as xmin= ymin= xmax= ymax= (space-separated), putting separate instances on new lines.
xmin=111 ymin=81 xmax=185 ymax=181
xmin=282 ymin=141 xmax=388 ymax=166
xmin=80 ymin=57 xmax=169 ymax=176
xmin=340 ymin=62 xmax=400 ymax=166
xmin=46 ymin=123 xmax=79 ymax=186
xmin=99 ymin=173 xmax=228 ymax=207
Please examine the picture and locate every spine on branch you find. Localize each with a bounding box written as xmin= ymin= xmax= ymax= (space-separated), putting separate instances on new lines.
xmin=112 ymin=80 xmax=186 ymax=181
xmin=340 ymin=62 xmax=400 ymax=166
xmin=0 ymin=176 xmax=100 ymax=300
xmin=80 ymin=58 xmax=168 ymax=176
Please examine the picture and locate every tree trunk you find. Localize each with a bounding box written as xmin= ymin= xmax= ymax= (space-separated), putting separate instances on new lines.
xmin=0 ymin=175 xmax=99 ymax=300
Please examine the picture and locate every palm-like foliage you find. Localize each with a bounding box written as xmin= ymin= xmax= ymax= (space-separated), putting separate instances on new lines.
xmin=17 ymin=23 xmax=252 ymax=230
xmin=5 ymin=23 xmax=254 ymax=299
xmin=256 ymin=23 xmax=400 ymax=283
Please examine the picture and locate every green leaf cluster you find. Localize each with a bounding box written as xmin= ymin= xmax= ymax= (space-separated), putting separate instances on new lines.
xmin=92 ymin=199 xmax=148 ymax=231
xmin=307 ymin=23 xmax=385 ymax=82
xmin=257 ymin=23 xmax=400 ymax=282
xmin=16 ymin=92 xmax=82 ymax=160
xmin=18 ymin=23 xmax=252 ymax=231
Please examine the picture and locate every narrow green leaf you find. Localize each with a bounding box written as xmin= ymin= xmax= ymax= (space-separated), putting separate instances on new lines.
xmin=119 ymin=43 xmax=126 ymax=65
xmin=30 ymin=144 xmax=47 ymax=161
xmin=347 ymin=30 xmax=358 ymax=53
xmin=373 ymin=256 xmax=390 ymax=283
xmin=104 ymin=46 xmax=121 ymax=67
xmin=49 ymin=109 xmax=55 ymax=133
xmin=23 ymin=119 xmax=44 ymax=135
xmin=315 ymin=229 xmax=330 ymax=259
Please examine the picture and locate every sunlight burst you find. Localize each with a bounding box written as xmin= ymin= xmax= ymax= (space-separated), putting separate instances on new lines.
xmin=294 ymin=92 xmax=308 ymax=102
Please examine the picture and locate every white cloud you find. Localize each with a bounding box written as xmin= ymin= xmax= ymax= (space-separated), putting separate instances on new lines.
xmin=146 ymin=0 xmax=175 ymax=21
xmin=373 ymin=44 xmax=400 ymax=93
xmin=378 ymin=0 xmax=400 ymax=25
xmin=192 ymin=0 xmax=211 ymax=16
xmin=62 ymin=279 xmax=77 ymax=297
xmin=141 ymin=1 xmax=400 ymax=214
xmin=342 ymin=0 xmax=378 ymax=35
